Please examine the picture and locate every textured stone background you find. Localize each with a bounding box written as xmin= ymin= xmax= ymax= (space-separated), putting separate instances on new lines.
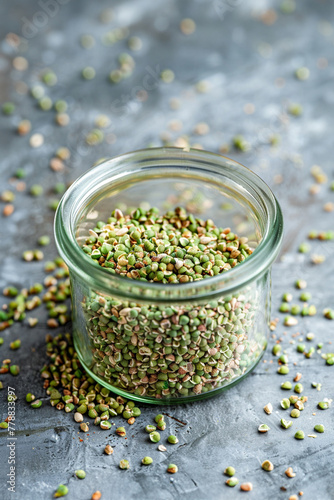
xmin=0 ymin=1 xmax=334 ymax=499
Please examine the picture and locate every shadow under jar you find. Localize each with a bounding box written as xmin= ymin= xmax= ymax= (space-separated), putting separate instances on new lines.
xmin=55 ymin=147 xmax=283 ymax=404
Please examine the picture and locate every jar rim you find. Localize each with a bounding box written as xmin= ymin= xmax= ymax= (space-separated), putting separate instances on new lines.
xmin=54 ymin=147 xmax=283 ymax=303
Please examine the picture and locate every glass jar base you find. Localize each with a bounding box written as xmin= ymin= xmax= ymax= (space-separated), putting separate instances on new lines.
xmin=74 ymin=336 xmax=266 ymax=405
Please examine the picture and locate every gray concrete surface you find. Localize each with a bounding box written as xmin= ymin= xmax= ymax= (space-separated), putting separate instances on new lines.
xmin=0 ymin=1 xmax=334 ymax=499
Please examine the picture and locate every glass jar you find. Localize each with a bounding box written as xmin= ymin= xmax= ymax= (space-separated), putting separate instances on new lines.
xmin=55 ymin=148 xmax=283 ymax=404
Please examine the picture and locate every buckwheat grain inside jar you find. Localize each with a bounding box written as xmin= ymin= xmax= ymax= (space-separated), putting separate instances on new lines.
xmin=55 ymin=148 xmax=283 ymax=404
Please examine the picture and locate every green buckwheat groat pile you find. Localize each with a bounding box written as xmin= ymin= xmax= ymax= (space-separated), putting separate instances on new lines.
xmin=83 ymin=206 xmax=253 ymax=280
xmin=82 ymin=206 xmax=262 ymax=398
